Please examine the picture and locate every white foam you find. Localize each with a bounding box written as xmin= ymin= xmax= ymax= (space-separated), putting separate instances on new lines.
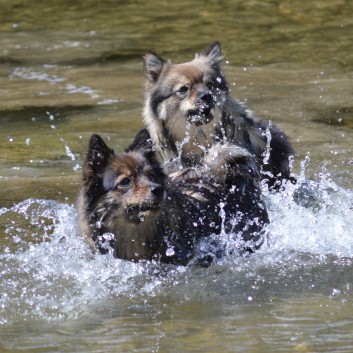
xmin=0 ymin=172 xmax=352 ymax=323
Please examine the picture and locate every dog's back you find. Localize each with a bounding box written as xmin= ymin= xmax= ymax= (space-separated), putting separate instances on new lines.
xmin=174 ymin=141 xmax=269 ymax=252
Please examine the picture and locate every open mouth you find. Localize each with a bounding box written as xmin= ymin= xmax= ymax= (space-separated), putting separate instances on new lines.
xmin=125 ymin=203 xmax=161 ymax=223
xmin=187 ymin=105 xmax=214 ymax=126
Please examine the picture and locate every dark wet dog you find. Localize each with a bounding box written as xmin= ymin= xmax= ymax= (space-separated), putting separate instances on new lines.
xmin=77 ymin=129 xmax=269 ymax=265
xmin=143 ymin=41 xmax=296 ymax=189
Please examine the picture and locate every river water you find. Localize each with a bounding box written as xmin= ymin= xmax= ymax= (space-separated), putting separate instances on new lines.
xmin=1 ymin=1 xmax=353 ymax=352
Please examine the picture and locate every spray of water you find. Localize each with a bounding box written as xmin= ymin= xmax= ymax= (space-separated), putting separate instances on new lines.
xmin=0 ymin=160 xmax=352 ymax=324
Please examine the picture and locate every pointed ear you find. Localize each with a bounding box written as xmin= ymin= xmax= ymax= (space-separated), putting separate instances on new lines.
xmin=200 ymin=41 xmax=223 ymax=66
xmin=125 ymin=128 xmax=153 ymax=154
xmin=83 ymin=134 xmax=114 ymax=179
xmin=143 ymin=51 xmax=166 ymax=83
xmin=126 ymin=129 xmax=162 ymax=171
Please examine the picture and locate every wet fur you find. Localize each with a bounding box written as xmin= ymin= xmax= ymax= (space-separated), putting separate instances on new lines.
xmin=77 ymin=129 xmax=269 ymax=265
xmin=143 ymin=41 xmax=296 ymax=189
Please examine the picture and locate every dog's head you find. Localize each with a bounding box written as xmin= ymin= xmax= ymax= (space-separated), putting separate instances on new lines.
xmin=82 ymin=130 xmax=166 ymax=224
xmin=143 ymin=41 xmax=228 ymax=126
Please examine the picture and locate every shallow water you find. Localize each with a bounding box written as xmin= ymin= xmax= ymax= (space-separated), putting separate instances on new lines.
xmin=1 ymin=187 xmax=353 ymax=352
xmin=1 ymin=0 xmax=353 ymax=352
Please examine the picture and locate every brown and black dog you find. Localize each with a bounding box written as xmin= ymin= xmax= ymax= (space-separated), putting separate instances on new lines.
xmin=143 ymin=41 xmax=296 ymax=189
xmin=77 ymin=129 xmax=269 ymax=265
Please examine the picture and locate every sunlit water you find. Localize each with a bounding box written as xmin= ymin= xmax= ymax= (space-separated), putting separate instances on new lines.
xmin=1 ymin=0 xmax=353 ymax=352
xmin=1 ymin=173 xmax=352 ymax=352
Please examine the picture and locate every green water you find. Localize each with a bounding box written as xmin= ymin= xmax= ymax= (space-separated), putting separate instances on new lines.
xmin=0 ymin=1 xmax=353 ymax=352
xmin=1 ymin=0 xmax=352 ymax=206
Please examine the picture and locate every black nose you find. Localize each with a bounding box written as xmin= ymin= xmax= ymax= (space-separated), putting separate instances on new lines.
xmin=200 ymin=92 xmax=213 ymax=105
xmin=150 ymin=185 xmax=164 ymax=198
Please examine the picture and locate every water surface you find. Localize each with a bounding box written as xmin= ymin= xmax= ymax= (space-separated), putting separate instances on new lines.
xmin=0 ymin=1 xmax=353 ymax=352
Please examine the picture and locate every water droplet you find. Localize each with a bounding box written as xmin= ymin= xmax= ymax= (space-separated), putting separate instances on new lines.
xmin=332 ymin=288 xmax=340 ymax=296
xmin=166 ymin=247 xmax=175 ymax=257
xmin=103 ymin=233 xmax=114 ymax=241
xmin=73 ymin=164 xmax=81 ymax=171
xmin=65 ymin=145 xmax=75 ymax=161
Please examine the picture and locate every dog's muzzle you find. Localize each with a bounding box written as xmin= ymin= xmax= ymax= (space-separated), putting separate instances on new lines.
xmin=125 ymin=203 xmax=161 ymax=223
xmin=125 ymin=185 xmax=165 ymax=223
xmin=186 ymin=93 xmax=215 ymax=126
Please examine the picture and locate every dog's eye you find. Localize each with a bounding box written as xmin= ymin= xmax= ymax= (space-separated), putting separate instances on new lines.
xmin=118 ymin=177 xmax=131 ymax=187
xmin=178 ymin=86 xmax=189 ymax=94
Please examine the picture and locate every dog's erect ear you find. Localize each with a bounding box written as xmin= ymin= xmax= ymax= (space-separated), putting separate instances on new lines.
xmin=143 ymin=51 xmax=165 ymax=83
xmin=83 ymin=134 xmax=114 ymax=179
xmin=125 ymin=128 xmax=153 ymax=154
xmin=126 ymin=128 xmax=160 ymax=164
xmin=200 ymin=41 xmax=223 ymax=66
xmin=126 ymin=129 xmax=163 ymax=172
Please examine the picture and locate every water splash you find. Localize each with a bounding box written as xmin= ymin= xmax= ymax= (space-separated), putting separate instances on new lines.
xmin=0 ymin=199 xmax=165 ymax=324
xmin=262 ymin=120 xmax=272 ymax=166
xmin=175 ymin=123 xmax=192 ymax=167
xmin=59 ymin=137 xmax=81 ymax=171
xmin=265 ymin=175 xmax=353 ymax=258
xmin=0 ymin=170 xmax=352 ymax=324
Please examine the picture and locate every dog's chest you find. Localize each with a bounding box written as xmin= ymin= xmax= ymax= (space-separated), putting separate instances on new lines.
xmin=166 ymin=107 xmax=223 ymax=158
xmin=183 ymin=124 xmax=214 ymax=153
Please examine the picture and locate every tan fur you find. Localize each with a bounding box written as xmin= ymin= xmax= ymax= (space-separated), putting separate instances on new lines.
xmin=143 ymin=52 xmax=228 ymax=172
xmin=143 ymin=42 xmax=296 ymax=188
xmin=78 ymin=131 xmax=270 ymax=264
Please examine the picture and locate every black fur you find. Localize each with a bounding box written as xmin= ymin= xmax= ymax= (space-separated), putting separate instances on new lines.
xmin=78 ymin=130 xmax=269 ymax=265
xmin=143 ymin=41 xmax=296 ymax=190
